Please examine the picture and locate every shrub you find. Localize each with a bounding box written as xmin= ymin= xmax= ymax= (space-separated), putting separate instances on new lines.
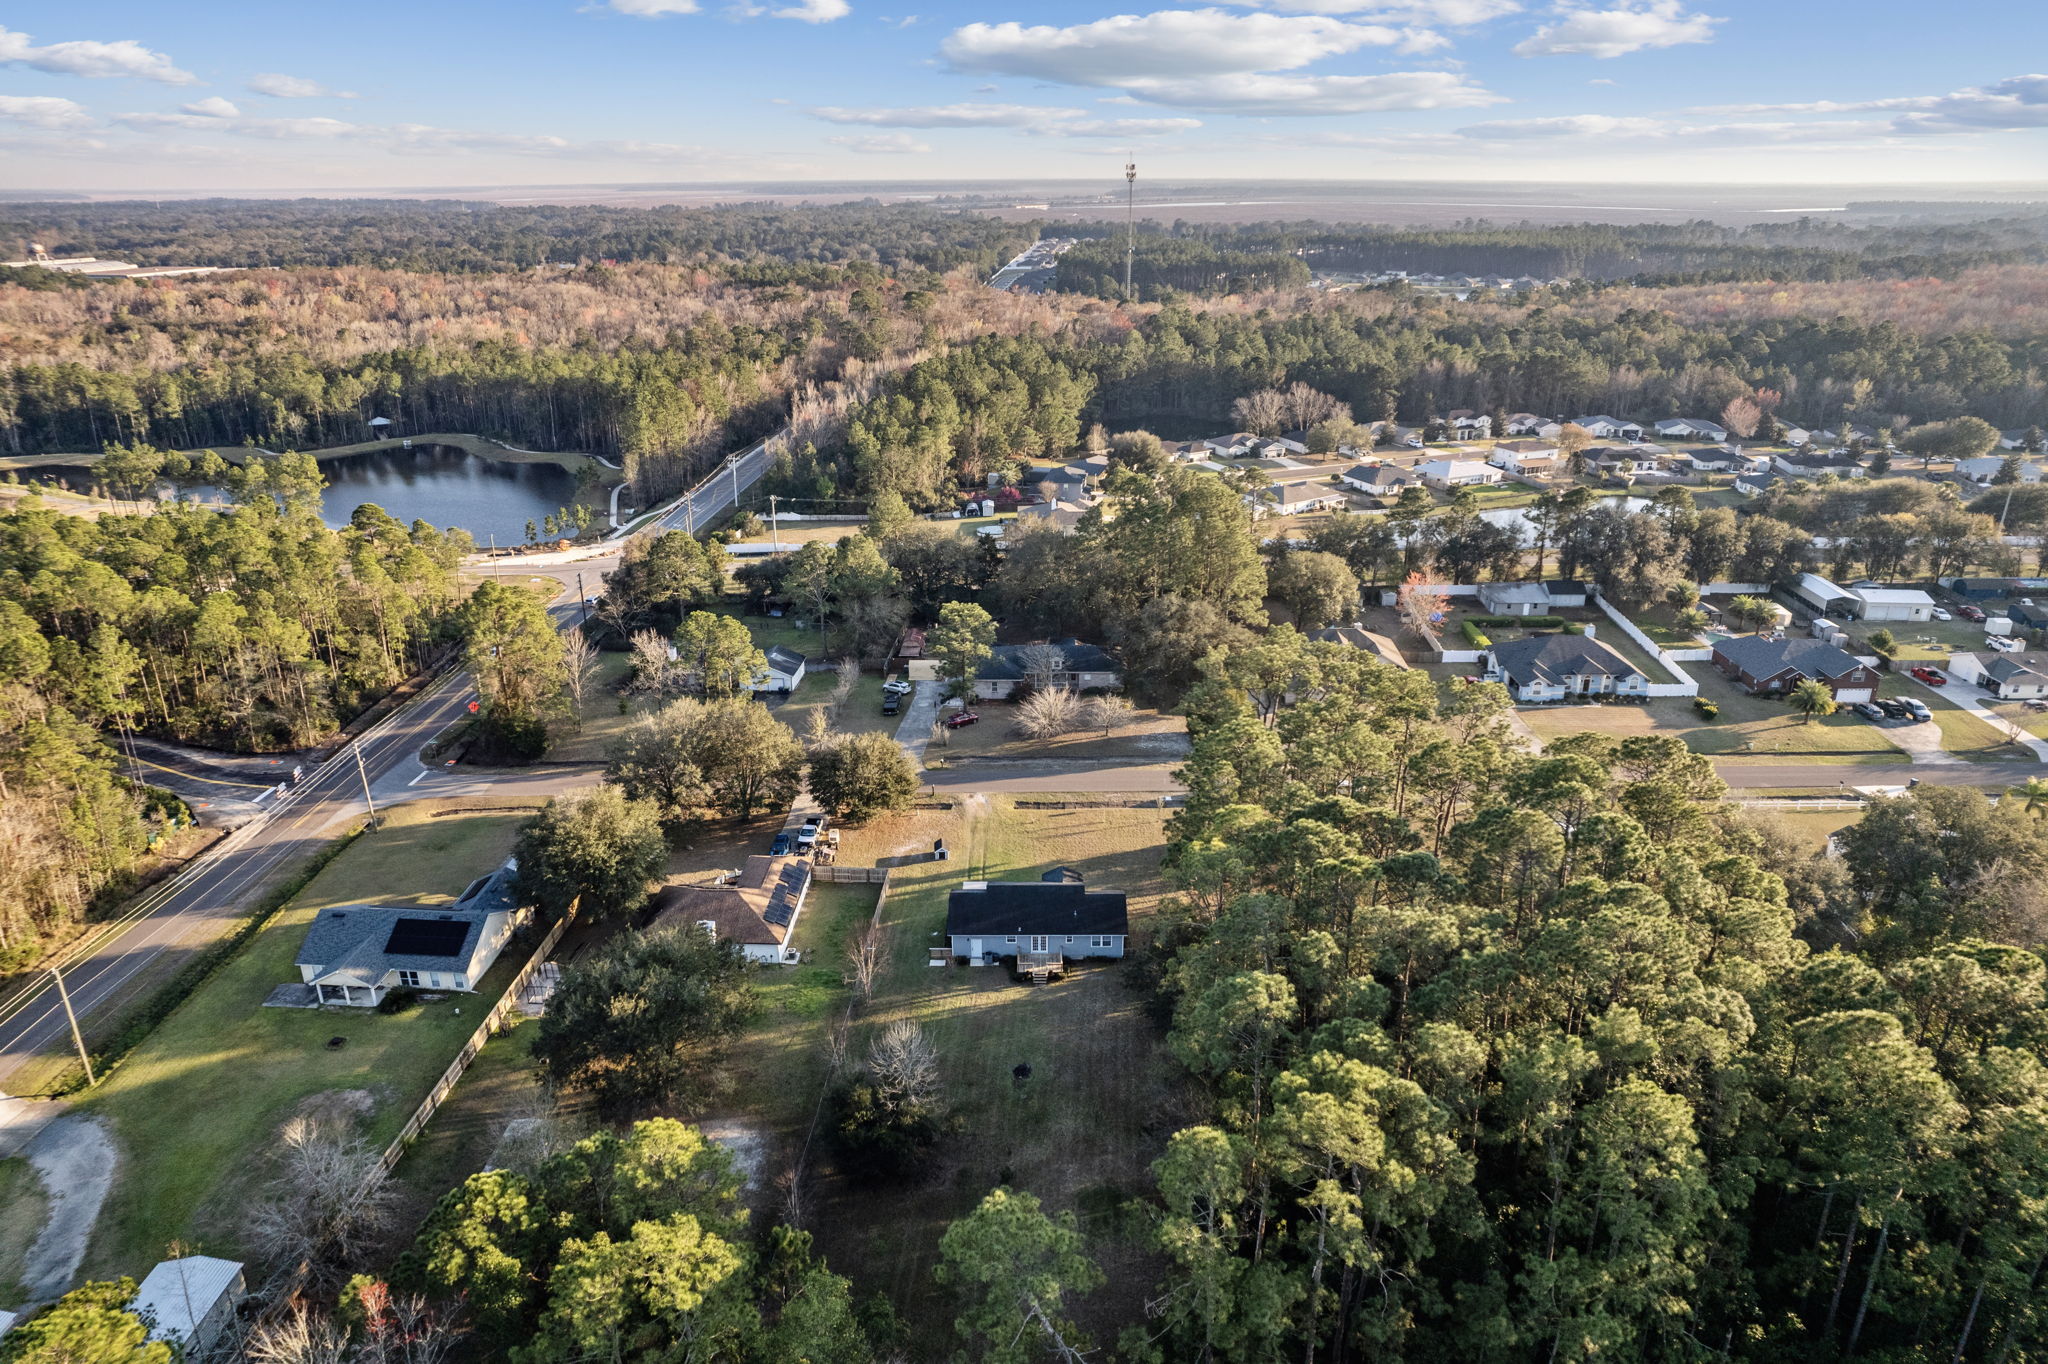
xmin=1468 ymin=614 xmax=1566 ymax=629
xmin=1460 ymin=619 xmax=1493 ymax=648
xmin=376 ymin=987 xmax=421 ymax=1015
xmin=1694 ymin=698 xmax=1720 ymax=720
xmin=1560 ymin=621 xmax=1585 ymax=635
xmin=1015 ymin=687 xmax=1085 ymax=739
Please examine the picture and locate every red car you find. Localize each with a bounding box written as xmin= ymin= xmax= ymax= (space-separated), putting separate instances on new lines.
xmin=1957 ymin=605 xmax=1987 ymax=622
xmin=944 ymin=710 xmax=982 ymax=729
xmin=1910 ymin=666 xmax=1948 ymax=686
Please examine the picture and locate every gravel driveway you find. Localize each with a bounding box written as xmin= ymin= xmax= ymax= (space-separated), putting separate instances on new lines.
xmin=21 ymin=1113 xmax=116 ymax=1303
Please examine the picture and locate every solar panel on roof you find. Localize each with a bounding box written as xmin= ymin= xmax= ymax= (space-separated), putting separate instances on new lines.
xmin=384 ymin=918 xmax=469 ymax=957
xmin=763 ymin=865 xmax=807 ymax=926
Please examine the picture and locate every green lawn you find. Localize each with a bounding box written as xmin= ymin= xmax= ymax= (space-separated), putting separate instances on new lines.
xmin=0 ymin=1156 xmax=46 ymax=1303
xmin=76 ymin=798 xmax=540 ymax=1279
xmin=1877 ymin=674 xmax=2034 ymax=763
xmin=1518 ymin=679 xmax=1909 ymax=766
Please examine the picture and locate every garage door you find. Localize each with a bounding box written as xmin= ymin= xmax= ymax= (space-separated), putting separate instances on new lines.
xmin=1835 ymin=688 xmax=1875 ymax=704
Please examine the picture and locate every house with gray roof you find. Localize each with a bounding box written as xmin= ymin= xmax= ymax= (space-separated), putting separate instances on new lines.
xmin=750 ymin=644 xmax=807 ymax=693
xmin=945 ymin=867 xmax=1128 ymax=968
xmin=133 ymin=1257 xmax=245 ymax=1357
xmin=293 ymin=858 xmax=527 ymax=1006
xmin=1710 ymin=634 xmax=1878 ymax=702
xmin=974 ymin=638 xmax=1120 ymax=700
xmin=1948 ymin=650 xmax=2048 ymax=699
xmin=1481 ymin=631 xmax=1647 ymax=703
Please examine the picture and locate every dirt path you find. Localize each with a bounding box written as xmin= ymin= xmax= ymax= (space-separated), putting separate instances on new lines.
xmin=21 ymin=1113 xmax=115 ymax=1303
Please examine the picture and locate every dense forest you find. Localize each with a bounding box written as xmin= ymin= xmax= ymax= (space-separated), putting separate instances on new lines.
xmin=1055 ymin=214 xmax=2048 ymax=298
xmin=0 ymin=460 xmax=473 ymax=958
xmin=0 ymin=200 xmax=1035 ymax=277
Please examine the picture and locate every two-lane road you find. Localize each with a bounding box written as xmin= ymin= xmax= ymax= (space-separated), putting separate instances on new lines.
xmin=0 ymin=670 xmax=481 ymax=1089
xmin=653 ymin=430 xmax=783 ymax=536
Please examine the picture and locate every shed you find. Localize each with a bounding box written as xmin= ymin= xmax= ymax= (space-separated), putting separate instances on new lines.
xmin=133 ymin=1256 xmax=245 ymax=1356
xmin=1846 ymin=585 xmax=1936 ymax=623
xmin=1790 ymin=573 xmax=1855 ymax=617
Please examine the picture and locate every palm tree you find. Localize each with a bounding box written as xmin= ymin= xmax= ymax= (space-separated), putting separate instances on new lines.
xmin=1788 ymin=678 xmax=1838 ymax=724
xmin=2015 ymin=776 xmax=2048 ymax=817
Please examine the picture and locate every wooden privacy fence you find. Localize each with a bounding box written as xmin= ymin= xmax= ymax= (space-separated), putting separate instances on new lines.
xmin=814 ymin=864 xmax=888 ymax=884
xmin=371 ymin=911 xmax=572 ymax=1176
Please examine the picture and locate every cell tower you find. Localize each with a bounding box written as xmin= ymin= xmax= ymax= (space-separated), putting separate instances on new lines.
xmin=1123 ymin=155 xmax=1137 ymax=303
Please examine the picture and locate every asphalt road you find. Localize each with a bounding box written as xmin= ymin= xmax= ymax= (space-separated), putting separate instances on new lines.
xmin=0 ymin=668 xmax=485 ymax=1090
xmin=655 ymin=430 xmax=783 ymax=535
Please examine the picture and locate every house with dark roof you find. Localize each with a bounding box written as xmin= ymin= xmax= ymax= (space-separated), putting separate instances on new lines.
xmin=1710 ymin=634 xmax=1878 ymax=702
xmin=1309 ymin=625 xmax=1409 ymax=668
xmin=1574 ymin=416 xmax=1645 ymax=442
xmin=750 ymin=644 xmax=807 ymax=694
xmin=1481 ymin=631 xmax=1647 ymax=703
xmin=1339 ymin=463 xmax=1416 ymax=499
xmin=945 ymin=867 xmax=1129 ymax=967
xmin=1257 ymin=481 xmax=1350 ymax=517
xmin=974 ymin=638 xmax=1120 ymax=700
xmin=293 ymin=858 xmax=527 ymax=1006
xmin=651 ymin=855 xmax=812 ymax=964
xmin=1947 ymin=651 xmax=2048 ymax=699
xmin=1505 ymin=414 xmax=1564 ymax=439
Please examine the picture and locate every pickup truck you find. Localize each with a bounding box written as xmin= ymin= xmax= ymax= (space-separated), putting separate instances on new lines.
xmin=796 ymin=815 xmax=829 ymax=849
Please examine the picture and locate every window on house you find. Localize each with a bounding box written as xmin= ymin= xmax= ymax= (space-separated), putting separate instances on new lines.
xmin=1091 ymin=936 xmax=1115 ymax=949
xmin=397 ymin=970 xmax=420 ymax=987
xmin=453 ymin=977 xmax=467 ymax=990
xmin=1005 ymin=936 xmax=1017 ymax=944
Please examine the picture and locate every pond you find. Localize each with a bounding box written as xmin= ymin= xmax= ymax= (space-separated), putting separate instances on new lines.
xmin=312 ymin=445 xmax=584 ymax=544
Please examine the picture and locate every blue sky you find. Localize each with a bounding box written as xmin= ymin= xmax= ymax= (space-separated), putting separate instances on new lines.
xmin=1 ymin=0 xmax=2044 ymax=189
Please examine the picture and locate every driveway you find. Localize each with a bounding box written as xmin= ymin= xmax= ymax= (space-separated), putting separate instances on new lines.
xmin=20 ymin=1113 xmax=116 ymax=1303
xmin=1920 ymin=682 xmax=2048 ymax=761
xmin=895 ymin=681 xmax=943 ymax=766
xmin=1873 ymin=712 xmax=1963 ymax=765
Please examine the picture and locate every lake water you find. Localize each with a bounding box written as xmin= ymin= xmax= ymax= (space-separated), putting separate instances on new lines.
xmin=314 ymin=446 xmax=582 ymax=544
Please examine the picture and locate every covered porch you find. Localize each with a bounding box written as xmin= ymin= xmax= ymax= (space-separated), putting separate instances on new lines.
xmin=309 ymin=971 xmax=386 ymax=1007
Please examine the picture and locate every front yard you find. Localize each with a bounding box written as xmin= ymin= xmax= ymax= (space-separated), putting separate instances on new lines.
xmin=924 ymin=702 xmax=1191 ymax=764
xmin=76 ymin=798 xmax=542 ymax=1279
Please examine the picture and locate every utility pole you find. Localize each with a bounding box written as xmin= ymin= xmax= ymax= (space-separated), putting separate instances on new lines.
xmin=576 ymin=571 xmax=588 ymax=629
xmin=353 ymin=742 xmax=377 ymax=825
xmin=729 ymin=453 xmax=740 ymax=513
xmin=488 ymin=533 xmax=498 ymax=579
xmin=1123 ymin=155 xmax=1137 ymax=304
xmin=50 ymin=967 xmax=94 ymax=1086
xmin=769 ymin=494 xmax=779 ymax=551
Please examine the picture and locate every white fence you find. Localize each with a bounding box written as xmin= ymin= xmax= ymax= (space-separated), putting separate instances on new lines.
xmin=1593 ymin=596 xmax=1701 ymax=697
xmin=1438 ymin=649 xmax=1485 ymax=664
xmin=1701 ymin=582 xmax=1771 ymax=595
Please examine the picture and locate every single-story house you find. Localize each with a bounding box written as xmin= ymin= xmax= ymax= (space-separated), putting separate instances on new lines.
xmin=651 ymin=855 xmax=811 ymax=964
xmin=2000 ymin=429 xmax=2043 ymax=452
xmin=1954 ymin=456 xmax=2046 ymax=485
xmin=1259 ymin=482 xmax=1350 ymax=517
xmin=1734 ymin=469 xmax=1783 ymax=497
xmin=2012 ymin=600 xmax=2048 ymax=632
xmin=1308 ymin=625 xmax=1410 ymax=668
xmin=1588 ymin=446 xmax=1663 ymax=477
xmin=1816 ymin=426 xmax=1877 ymax=446
xmin=945 ymin=867 xmax=1128 ymax=965
xmin=1655 ymin=418 xmax=1729 ymax=442
xmin=1505 ymin=414 xmax=1564 ymax=439
xmin=1203 ymin=433 xmax=1260 ymax=459
xmin=750 ymin=644 xmax=807 ymax=693
xmin=1488 ymin=440 xmax=1561 ymax=476
xmin=1339 ymin=463 xmax=1416 ymax=498
xmin=1948 ymin=651 xmax=2048 ymax=698
xmin=1014 ymin=497 xmax=1089 ymax=533
xmin=1779 ymin=425 xmax=1814 ymax=447
xmin=1790 ymin=572 xmax=1857 ymax=617
xmin=975 ymin=638 xmax=1121 ymax=699
xmin=1482 ymin=631 xmax=1648 ymax=703
xmin=1674 ymin=444 xmax=1748 ymax=473
xmin=1710 ymin=634 xmax=1877 ymax=702
xmin=1575 ymin=416 xmax=1645 ymax=442
xmin=1845 ymin=584 xmax=1936 ymax=623
xmin=1476 ymin=580 xmax=1589 ymax=617
xmin=133 ymin=1256 xmax=245 ymax=1357
xmin=1417 ymin=459 xmax=1502 ymax=490
xmin=1254 ymin=435 xmax=1310 ymax=457
xmin=1773 ymin=452 xmax=1867 ymax=479
xmin=1947 ymin=577 xmax=2020 ymax=600
xmin=294 ymin=858 xmax=526 ymax=1006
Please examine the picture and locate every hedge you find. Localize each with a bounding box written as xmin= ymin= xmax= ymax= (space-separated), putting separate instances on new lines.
xmin=1460 ymin=619 xmax=1493 ymax=648
xmin=1468 ymin=614 xmax=1568 ymax=629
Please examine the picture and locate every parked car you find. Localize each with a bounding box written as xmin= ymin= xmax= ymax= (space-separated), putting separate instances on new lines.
xmin=1930 ymin=607 xmax=1953 ymax=621
xmin=1910 ymin=666 xmax=1949 ymax=686
xmin=882 ymin=678 xmax=914 ymax=696
xmin=1956 ymin=604 xmax=1987 ymax=622
xmin=1876 ymin=698 xmax=1912 ymax=719
xmin=944 ymin=710 xmax=982 ymax=729
xmin=882 ymin=693 xmax=901 ymax=716
xmin=1851 ymin=702 xmax=1888 ymax=721
xmin=1903 ymin=699 xmax=1933 ymax=722
xmin=2027 ymin=699 xmax=2048 ymax=713
xmin=796 ymin=815 xmax=828 ymax=849
xmin=770 ymin=830 xmax=793 ymax=855
xmin=1988 ymin=635 xmax=2025 ymax=652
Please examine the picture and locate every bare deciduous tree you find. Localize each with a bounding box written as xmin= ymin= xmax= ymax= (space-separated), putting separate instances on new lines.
xmin=846 ymin=920 xmax=883 ymax=1003
xmin=245 ymin=1117 xmax=402 ymax=1282
xmin=1083 ymin=694 xmax=1137 ymax=737
xmin=247 ymin=1304 xmax=351 ymax=1364
xmin=1014 ymin=688 xmax=1084 ymax=740
xmin=1013 ymin=644 xmax=1068 ymax=692
xmin=1721 ymin=395 xmax=1762 ymax=440
xmin=626 ymin=627 xmax=682 ymax=697
xmin=560 ymin=627 xmax=598 ymax=722
xmin=1230 ymin=388 xmax=1287 ymax=436
xmin=866 ymin=1019 xmax=941 ymax=1108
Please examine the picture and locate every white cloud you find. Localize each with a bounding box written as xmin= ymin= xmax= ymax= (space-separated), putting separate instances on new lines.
xmin=941 ymin=9 xmax=1419 ymax=85
xmin=1458 ymin=113 xmax=1663 ymax=137
xmin=247 ymin=73 xmax=356 ymax=98
xmin=828 ymin=132 xmax=931 ymax=152
xmin=1513 ymin=1 xmax=1719 ymax=58
xmin=1890 ymin=74 xmax=2048 ymax=133
xmin=0 ymin=25 xmax=198 ymax=84
xmin=0 ymin=94 xmax=92 ymax=129
xmin=810 ymin=102 xmax=1202 ymax=136
xmin=181 ymin=96 xmax=241 ymax=118
xmin=601 ymin=0 xmax=702 ymax=13
xmin=775 ymin=0 xmax=851 ymax=18
xmin=1120 ymin=69 xmax=1503 ymax=114
xmin=1451 ymin=112 xmax=1897 ymax=148
xmin=1236 ymin=0 xmax=1518 ymax=21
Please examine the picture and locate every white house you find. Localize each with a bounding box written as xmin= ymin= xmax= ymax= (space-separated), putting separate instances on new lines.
xmin=1259 ymin=482 xmax=1350 ymax=517
xmin=1654 ymin=418 xmax=1729 ymax=442
xmin=1779 ymin=425 xmax=1814 ymax=447
xmin=1774 ymin=451 xmax=1867 ymax=479
xmin=750 ymin=644 xmax=807 ymax=693
xmin=1574 ymin=416 xmax=1645 ymax=442
xmin=1735 ymin=470 xmax=1782 ymax=497
xmin=651 ymin=855 xmax=811 ymax=964
xmin=1339 ymin=463 xmax=1416 ymax=498
xmin=293 ymin=859 xmax=527 ymax=1006
xmin=1505 ymin=414 xmax=1564 ymax=439
xmin=1418 ymin=459 xmax=1502 ymax=490
xmin=1949 ymin=651 xmax=2048 ymax=698
xmin=1481 ymin=631 xmax=1648 ymax=704
xmin=133 ymin=1257 xmax=246 ymax=1357
xmin=1447 ymin=413 xmax=1492 ymax=437
xmin=945 ymin=868 xmax=1128 ymax=967
xmin=1955 ymin=456 xmax=2046 ymax=485
xmin=1846 ymin=584 xmax=1937 ymax=623
xmin=1488 ymin=440 xmax=1561 ymax=477
xmin=1203 ymin=433 xmax=1260 ymax=459
xmin=2000 ymin=429 xmax=2042 ymax=452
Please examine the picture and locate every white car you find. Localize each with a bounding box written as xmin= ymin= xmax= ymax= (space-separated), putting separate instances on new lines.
xmin=1930 ymin=607 xmax=1953 ymax=621
xmin=1989 ymin=634 xmax=2025 ymax=652
xmin=882 ymin=679 xmax=914 ymax=696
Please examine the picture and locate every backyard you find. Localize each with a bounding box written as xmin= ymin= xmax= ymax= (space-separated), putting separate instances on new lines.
xmin=73 ymin=797 xmax=541 ymax=1279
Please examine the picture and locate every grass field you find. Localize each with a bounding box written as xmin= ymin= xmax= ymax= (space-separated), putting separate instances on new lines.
xmin=0 ymin=1155 xmax=46 ymax=1303
xmin=928 ymin=704 xmax=1190 ymax=763
xmin=1879 ymin=674 xmax=2035 ymax=763
xmin=1518 ymin=681 xmax=1909 ymax=765
xmin=1744 ymin=807 xmax=1866 ymax=854
xmin=793 ymin=797 xmax=1176 ymax=1344
xmin=76 ymin=798 xmax=541 ymax=1279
